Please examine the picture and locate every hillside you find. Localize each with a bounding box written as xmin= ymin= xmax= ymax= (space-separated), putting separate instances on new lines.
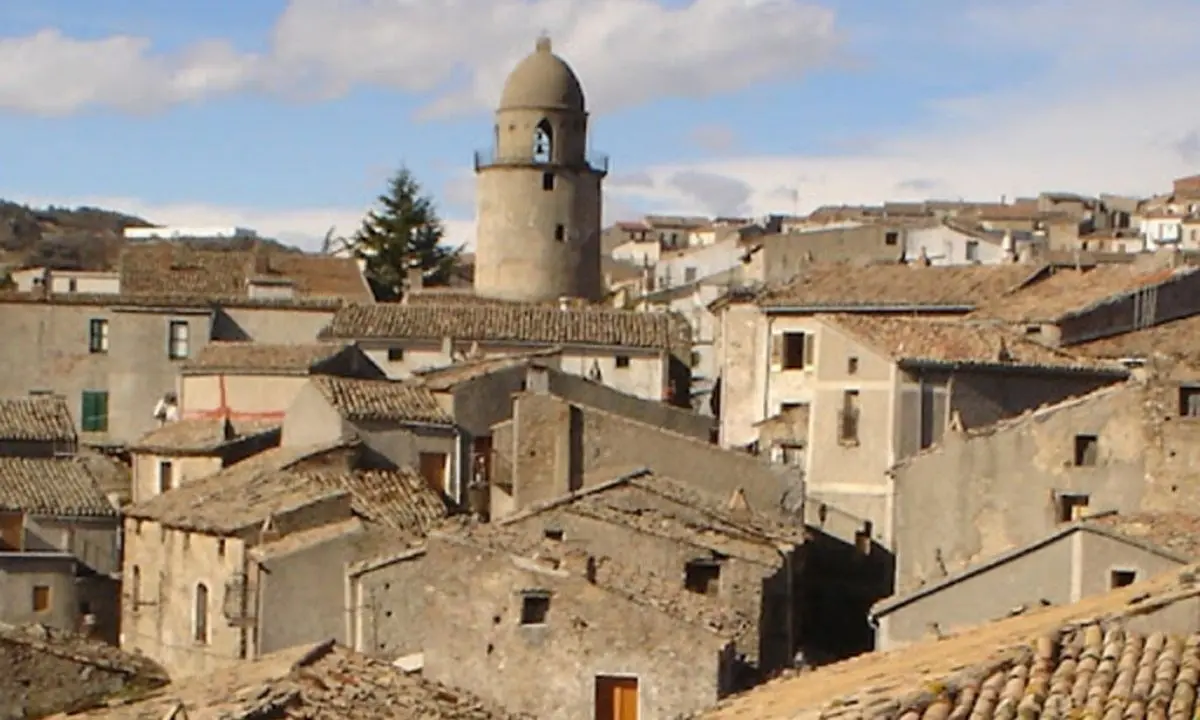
xmin=0 ymin=200 xmax=300 ymax=272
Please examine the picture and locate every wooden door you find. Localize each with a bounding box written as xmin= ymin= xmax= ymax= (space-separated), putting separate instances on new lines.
xmin=0 ymin=512 xmax=22 ymax=551
xmin=418 ymin=452 xmax=448 ymax=494
xmin=595 ymin=676 xmax=639 ymax=720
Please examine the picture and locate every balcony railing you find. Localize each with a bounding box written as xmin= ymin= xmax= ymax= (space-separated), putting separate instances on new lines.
xmin=473 ymin=148 xmax=609 ymax=175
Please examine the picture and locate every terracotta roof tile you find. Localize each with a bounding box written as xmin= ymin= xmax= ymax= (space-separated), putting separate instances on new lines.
xmin=972 ymin=265 xmax=1197 ymax=323
xmin=1088 ymin=512 xmax=1200 ymax=560
xmin=1072 ymin=314 xmax=1200 ymax=360
xmin=124 ymin=442 xmax=352 ymax=533
xmin=0 ymin=457 xmax=116 ymax=517
xmin=298 ymin=467 xmax=448 ymax=532
xmin=758 ymin=264 xmax=1040 ymax=310
xmin=322 ymin=302 xmax=683 ymax=352
xmin=60 ymin=642 xmax=528 ymax=719
xmin=264 ymin=253 xmax=373 ymax=302
xmin=823 ymin=315 xmax=1120 ymax=371
xmin=311 ymin=376 xmax=452 ymax=425
xmin=129 ymin=418 xmax=280 ymax=454
xmin=412 ymin=349 xmax=560 ymax=391
xmin=403 ymin=289 xmax=535 ymax=306
xmin=0 ymin=395 xmax=75 ymax=443
xmin=702 ymin=566 xmax=1200 ymax=719
xmin=180 ymin=342 xmax=351 ymax=375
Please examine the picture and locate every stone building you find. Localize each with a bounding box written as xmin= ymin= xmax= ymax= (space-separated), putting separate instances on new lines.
xmin=423 ymin=525 xmax=746 ymax=719
xmin=869 ymin=512 xmax=1199 ymax=650
xmin=120 ymin=438 xmax=449 ymax=678
xmin=473 ymin=36 xmax=605 ymax=303
xmin=320 ymin=302 xmax=693 ymax=406
xmin=0 ymin=244 xmax=373 ymax=445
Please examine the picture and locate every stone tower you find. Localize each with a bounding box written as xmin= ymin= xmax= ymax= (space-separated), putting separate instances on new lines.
xmin=472 ymin=37 xmax=605 ymax=303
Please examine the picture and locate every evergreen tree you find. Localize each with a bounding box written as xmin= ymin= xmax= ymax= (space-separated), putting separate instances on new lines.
xmin=350 ymin=167 xmax=462 ymax=299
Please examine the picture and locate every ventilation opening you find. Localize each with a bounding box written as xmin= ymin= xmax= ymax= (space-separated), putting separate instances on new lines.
xmin=520 ymin=592 xmax=550 ymax=625
xmin=554 ymin=224 xmax=566 ymax=242
xmin=544 ymin=528 xmax=564 ymax=541
xmin=1110 ymin=569 xmax=1137 ymax=589
xmin=543 ymin=172 xmax=555 ymax=191
xmin=1073 ymin=434 xmax=1098 ymax=466
xmin=684 ymin=560 xmax=721 ymax=596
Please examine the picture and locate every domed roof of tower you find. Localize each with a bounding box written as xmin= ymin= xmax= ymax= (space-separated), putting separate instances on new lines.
xmin=498 ymin=36 xmax=585 ymax=112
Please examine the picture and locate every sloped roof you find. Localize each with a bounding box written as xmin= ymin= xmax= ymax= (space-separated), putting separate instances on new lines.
xmin=311 ymin=376 xmax=452 ymax=425
xmin=0 ymin=457 xmax=116 ymax=517
xmin=180 ymin=342 xmax=351 ymax=375
xmin=0 ymin=396 xmax=75 ymax=443
xmin=129 ymin=418 xmax=280 ymax=454
xmin=972 ymin=265 xmax=1197 ymax=323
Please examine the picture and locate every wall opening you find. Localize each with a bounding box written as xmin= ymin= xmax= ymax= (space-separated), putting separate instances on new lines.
xmin=615 ymin=355 xmax=630 ymax=369
xmin=839 ymin=390 xmax=861 ymax=444
xmin=595 ymin=676 xmax=639 ymax=720
xmin=1073 ymin=434 xmax=1098 ymax=466
xmin=1179 ymin=385 xmax=1200 ymax=417
xmin=542 ymin=171 xmax=555 ymax=191
xmin=1110 ymin=568 xmax=1137 ymax=589
xmin=158 ymin=460 xmax=174 ymax=494
xmin=781 ymin=332 xmax=809 ymax=370
xmin=520 ymin=592 xmax=550 ymax=625
xmin=194 ymin=582 xmax=210 ymax=643
xmin=533 ymin=119 xmax=553 ymax=163
xmin=847 ymin=356 xmax=859 ymax=374
xmin=684 ymin=559 xmax=721 ymax=596
xmin=31 ymin=585 xmax=50 ymax=613
xmin=1056 ymin=492 xmax=1090 ymax=522
xmin=554 ymin=224 xmax=566 ymax=242
xmin=544 ymin=528 xmax=564 ymax=541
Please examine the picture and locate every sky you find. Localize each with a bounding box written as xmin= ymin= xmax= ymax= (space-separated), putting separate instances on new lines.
xmin=1 ymin=0 xmax=1198 ymax=251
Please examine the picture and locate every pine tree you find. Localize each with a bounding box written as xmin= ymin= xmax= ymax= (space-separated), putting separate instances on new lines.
xmin=350 ymin=167 xmax=462 ymax=299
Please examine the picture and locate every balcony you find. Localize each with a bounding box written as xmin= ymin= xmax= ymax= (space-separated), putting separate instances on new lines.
xmin=473 ymin=147 xmax=609 ymax=175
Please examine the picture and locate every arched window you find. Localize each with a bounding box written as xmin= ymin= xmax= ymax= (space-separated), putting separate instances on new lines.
xmin=533 ymin=119 xmax=553 ymax=163
xmin=130 ymin=565 xmax=141 ymax=609
xmin=194 ymin=582 xmax=209 ymax=644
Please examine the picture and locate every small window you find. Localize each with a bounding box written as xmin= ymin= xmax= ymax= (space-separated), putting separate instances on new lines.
xmin=1179 ymin=386 xmax=1200 ymax=418
xmin=615 ymin=355 xmax=630 ymax=369
xmin=554 ymin=224 xmax=565 ymax=242
xmin=684 ymin=560 xmax=721 ymax=596
xmin=839 ymin=390 xmax=860 ymax=443
xmin=690 ymin=351 xmax=701 ymax=368
xmin=217 ymin=539 xmax=226 ymax=557
xmin=194 ymin=583 xmax=209 ymax=643
xmin=781 ymin=332 xmax=810 ymax=370
xmin=68 ymin=278 xmax=78 ymax=292
xmin=387 ymin=347 xmax=405 ymax=362
xmin=847 ymin=356 xmax=859 ymax=374
xmin=542 ymin=172 xmax=555 ymax=191
xmin=855 ymin=525 xmax=873 ymax=555
xmin=1073 ymin=434 xmax=1098 ymax=466
xmin=884 ymin=231 xmax=898 ymax=245
xmin=158 ymin=460 xmax=174 ymax=494
xmin=780 ymin=402 xmax=804 ymax=414
xmin=130 ymin=565 xmax=141 ymax=609
xmin=1057 ymin=493 xmax=1090 ymax=522
xmin=544 ymin=528 xmax=564 ymax=541
xmin=520 ymin=592 xmax=550 ymax=625
xmin=32 ymin=585 xmax=50 ymax=612
xmin=1025 ymin=325 xmax=1042 ymax=336
xmin=684 ymin=267 xmax=697 ymax=283
xmin=88 ymin=318 xmax=109 ymax=353
xmin=168 ymin=321 xmax=190 ymax=360
xmin=1110 ymin=569 xmax=1137 ymax=589
xmin=965 ymin=240 xmax=980 ymax=262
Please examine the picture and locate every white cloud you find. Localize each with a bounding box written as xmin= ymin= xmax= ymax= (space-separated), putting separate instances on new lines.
xmin=0 ymin=0 xmax=842 ymax=117
xmin=610 ymin=0 xmax=1200 ymax=217
xmin=687 ymin=124 xmax=738 ymax=154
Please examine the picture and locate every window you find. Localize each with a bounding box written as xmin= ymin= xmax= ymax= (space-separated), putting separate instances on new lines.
xmin=847 ymin=356 xmax=859 ymax=375
xmin=168 ymin=321 xmax=190 ymax=359
xmin=885 ymin=231 xmax=899 ymax=245
xmin=158 ymin=460 xmax=174 ymax=494
xmin=684 ymin=559 xmax=721 ymax=596
xmin=615 ymin=355 xmax=630 ymax=369
xmin=684 ymin=267 xmax=697 ymax=283
xmin=532 ymin=119 xmax=553 ymax=163
xmin=554 ymin=224 xmax=566 ymax=242
xmin=1180 ymin=386 xmax=1200 ymax=418
xmin=965 ymin=240 xmax=980 ymax=262
xmin=690 ymin=351 xmax=701 ymax=368
xmin=1056 ymin=493 xmax=1090 ymax=522
xmin=542 ymin=172 xmax=555 ymax=191
xmin=1110 ymin=569 xmax=1137 ymax=589
xmin=130 ymin=565 xmax=141 ymax=609
xmin=780 ymin=402 xmax=804 ymax=414
xmin=387 ymin=347 xmax=405 ymax=362
xmin=780 ymin=332 xmax=813 ymax=370
xmin=32 ymin=585 xmax=50 ymax=613
xmin=217 ymin=538 xmax=226 ymax=557
xmin=194 ymin=583 xmax=210 ymax=643
xmin=1025 ymin=325 xmax=1042 ymax=336
xmin=839 ymin=390 xmax=860 ymax=444
xmin=520 ymin=592 xmax=550 ymax=625
xmin=88 ymin=318 xmax=108 ymax=353
xmin=1073 ymin=434 xmax=1098 ymax=466
xmin=544 ymin=528 xmax=564 ymax=541
xmin=68 ymin=278 xmax=78 ymax=292
xmin=80 ymin=390 xmax=109 ymax=433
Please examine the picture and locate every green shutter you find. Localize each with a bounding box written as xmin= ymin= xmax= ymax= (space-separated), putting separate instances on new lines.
xmin=81 ymin=391 xmax=109 ymax=432
xmin=96 ymin=392 xmax=109 ymax=432
xmin=80 ymin=393 xmax=95 ymax=432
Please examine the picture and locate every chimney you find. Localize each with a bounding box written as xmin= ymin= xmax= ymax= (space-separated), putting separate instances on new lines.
xmin=1001 ymin=230 xmax=1016 ymax=262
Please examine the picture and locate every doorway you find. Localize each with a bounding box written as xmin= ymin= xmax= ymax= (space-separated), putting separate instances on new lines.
xmin=595 ymin=675 xmax=639 ymax=720
xmin=418 ymin=452 xmax=448 ymax=495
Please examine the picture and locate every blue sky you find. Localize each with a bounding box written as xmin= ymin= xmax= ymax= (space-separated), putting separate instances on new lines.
xmin=1 ymin=0 xmax=1197 ymax=249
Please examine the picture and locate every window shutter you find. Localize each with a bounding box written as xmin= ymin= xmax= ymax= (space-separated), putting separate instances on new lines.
xmin=770 ymin=334 xmax=784 ymax=370
xmin=803 ymin=333 xmax=816 ymax=367
xmin=80 ymin=394 xmax=93 ymax=431
xmin=97 ymin=393 xmax=109 ymax=432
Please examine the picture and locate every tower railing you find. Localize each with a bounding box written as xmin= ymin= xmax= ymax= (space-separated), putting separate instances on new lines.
xmin=473 ymin=148 xmax=609 ymax=175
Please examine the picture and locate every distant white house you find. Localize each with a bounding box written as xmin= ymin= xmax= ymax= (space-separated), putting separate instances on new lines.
xmin=123 ymin=226 xmax=259 ymax=240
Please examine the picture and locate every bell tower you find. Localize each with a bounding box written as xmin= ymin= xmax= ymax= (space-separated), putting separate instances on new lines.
xmin=472 ymin=37 xmax=606 ymax=303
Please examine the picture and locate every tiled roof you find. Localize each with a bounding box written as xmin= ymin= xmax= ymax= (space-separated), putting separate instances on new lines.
xmin=701 ymin=566 xmax=1200 ymax=719
xmin=321 ymin=302 xmax=682 ymax=351
xmin=311 ymin=376 xmax=452 ymax=425
xmin=1088 ymin=512 xmax=1200 ymax=561
xmin=1072 ymin=314 xmax=1200 ymax=359
xmin=298 ymin=468 xmax=448 ymax=532
xmin=412 ymin=349 xmax=560 ymax=390
xmin=58 ymin=641 xmax=529 ymax=719
xmin=0 ymin=457 xmax=116 ymax=517
xmin=129 ymin=418 xmax=280 ymax=454
xmin=972 ymin=265 xmax=1197 ymax=323
xmin=117 ymin=244 xmax=372 ymax=302
xmin=823 ymin=315 xmax=1122 ymax=372
xmin=124 ymin=442 xmax=352 ymax=533
xmin=0 ymin=396 xmax=75 ymax=442
xmin=757 ymin=263 xmax=1041 ymax=310
xmin=180 ymin=342 xmax=350 ymax=375
xmin=403 ymin=289 xmax=534 ymax=306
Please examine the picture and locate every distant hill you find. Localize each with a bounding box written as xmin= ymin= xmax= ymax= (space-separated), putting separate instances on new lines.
xmin=0 ymin=200 xmax=300 ymax=272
